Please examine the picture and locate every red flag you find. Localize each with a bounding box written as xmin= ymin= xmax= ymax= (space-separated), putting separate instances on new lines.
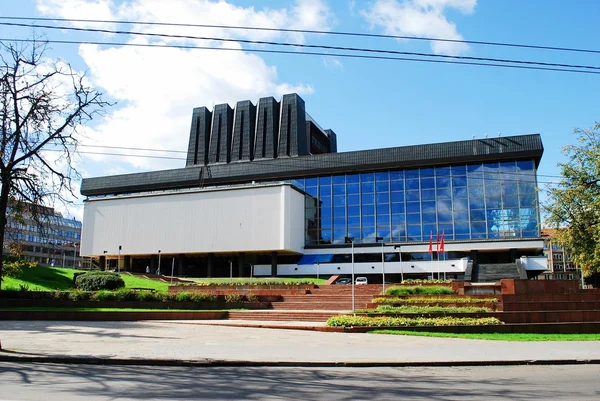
xmin=435 ymin=232 xmax=439 ymax=253
xmin=428 ymin=231 xmax=433 ymax=254
xmin=440 ymin=232 xmax=445 ymax=253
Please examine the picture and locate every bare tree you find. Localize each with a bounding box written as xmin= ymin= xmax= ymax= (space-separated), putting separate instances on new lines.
xmin=0 ymin=39 xmax=110 ymax=286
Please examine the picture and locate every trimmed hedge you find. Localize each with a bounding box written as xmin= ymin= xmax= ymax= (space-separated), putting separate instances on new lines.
xmin=385 ymin=286 xmax=454 ymax=296
xmin=75 ymin=272 xmax=125 ymax=291
xmin=176 ymin=279 xmax=315 ymax=286
xmin=373 ymin=296 xmax=499 ymax=305
xmin=30 ymin=289 xmax=250 ymax=303
xmin=326 ymin=315 xmax=502 ymax=327
xmin=401 ymin=279 xmax=452 ymax=285
xmin=371 ymin=304 xmax=493 ymax=313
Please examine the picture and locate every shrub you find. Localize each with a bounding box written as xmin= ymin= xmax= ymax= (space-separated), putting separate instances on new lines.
xmin=326 ymin=315 xmax=502 ymax=327
xmin=385 ymin=286 xmax=454 ymax=296
xmin=402 ymin=279 xmax=452 ymax=285
xmin=90 ymin=290 xmax=118 ymax=301
xmin=174 ymin=291 xmax=193 ymax=302
xmin=245 ymin=293 xmax=258 ymax=303
xmin=225 ymin=293 xmax=244 ymax=303
xmin=373 ymin=305 xmax=492 ymax=313
xmin=68 ymin=290 xmax=91 ymax=301
xmin=75 ymin=272 xmax=125 ymax=291
xmin=373 ymin=296 xmax=499 ymax=305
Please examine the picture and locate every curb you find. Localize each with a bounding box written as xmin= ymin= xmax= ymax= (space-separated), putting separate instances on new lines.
xmin=0 ymin=353 xmax=599 ymax=368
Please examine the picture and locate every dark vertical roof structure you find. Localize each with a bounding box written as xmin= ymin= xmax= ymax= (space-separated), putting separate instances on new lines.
xmin=81 ymin=93 xmax=544 ymax=197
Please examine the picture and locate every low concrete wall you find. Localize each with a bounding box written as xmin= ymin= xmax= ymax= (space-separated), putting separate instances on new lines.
xmin=0 ymin=299 xmax=270 ymax=310
xmin=0 ymin=310 xmax=227 ymax=321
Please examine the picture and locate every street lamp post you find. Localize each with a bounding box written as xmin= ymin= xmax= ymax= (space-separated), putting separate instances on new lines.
xmin=117 ymin=245 xmax=121 ymax=275
xmin=376 ymin=236 xmax=385 ymax=293
xmin=158 ymin=250 xmax=162 ymax=275
xmin=345 ymin=236 xmax=355 ymax=312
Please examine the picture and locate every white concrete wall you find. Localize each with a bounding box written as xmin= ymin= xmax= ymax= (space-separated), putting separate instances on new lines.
xmin=520 ymin=256 xmax=549 ymax=271
xmin=81 ymin=184 xmax=305 ymax=256
xmin=254 ymin=259 xmax=469 ymax=276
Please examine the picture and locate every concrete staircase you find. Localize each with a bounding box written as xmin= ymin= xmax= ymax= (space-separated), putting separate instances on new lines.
xmin=474 ymin=263 xmax=521 ymax=282
xmin=270 ymin=284 xmax=384 ymax=311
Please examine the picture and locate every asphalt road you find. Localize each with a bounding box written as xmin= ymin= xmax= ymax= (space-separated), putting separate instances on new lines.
xmin=1 ymin=362 xmax=600 ymax=400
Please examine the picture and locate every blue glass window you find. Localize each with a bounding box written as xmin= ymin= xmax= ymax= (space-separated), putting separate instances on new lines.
xmin=348 ymin=206 xmax=360 ymax=217
xmin=333 ymin=206 xmax=345 ymax=217
xmin=362 ymin=193 xmax=375 ymax=204
xmin=454 ymin=211 xmax=469 ymax=222
xmin=436 ymin=177 xmax=450 ymax=188
xmin=333 ymin=195 xmax=346 ymax=207
xmin=407 ymin=202 xmax=421 ymax=213
xmin=391 ymin=192 xmax=404 ymax=203
xmin=362 ymin=205 xmax=375 ymax=216
xmin=421 ymin=178 xmax=435 ymax=189
xmin=391 ymin=214 xmax=405 ymax=224
xmin=452 ymin=176 xmax=467 ymax=187
xmin=471 ymin=210 xmax=486 ymax=221
xmin=422 ymin=189 xmax=436 ymax=201
xmin=347 ymin=216 xmax=360 ymax=227
xmin=346 ymin=174 xmax=360 ymax=183
xmin=436 ymin=167 xmax=450 ymax=176
xmin=520 ymin=195 xmax=536 ymax=208
xmin=375 ymin=171 xmax=389 ymax=182
xmin=361 ymin=181 xmax=374 ymax=193
xmin=407 ymin=214 xmax=421 ymax=224
xmin=422 ymin=201 xmax=436 ymax=213
xmin=391 ymin=203 xmax=405 ymax=214
xmin=437 ymin=188 xmax=451 ymax=199
xmin=407 ymin=225 xmax=422 ymax=240
xmin=390 ymin=171 xmax=404 ymax=181
xmin=332 ymin=175 xmax=345 ymax=185
xmin=390 ymin=181 xmax=404 ymax=191
xmin=333 ymin=185 xmax=346 ymax=195
xmin=347 ymin=183 xmax=359 ymax=194
xmin=319 ymin=176 xmax=332 ymax=185
xmin=376 ymin=181 xmax=389 ymax=192
xmin=422 ymin=213 xmax=437 ymax=224
xmin=406 ymin=191 xmax=420 ymax=201
xmin=363 ymin=216 xmax=375 ymax=226
xmin=306 ymin=178 xmax=318 ymax=187
xmin=486 ymin=197 xmax=501 ymax=209
xmin=377 ymin=215 xmax=390 ymax=225
xmin=361 ymin=172 xmax=374 ymax=183
xmin=320 ymin=185 xmax=331 ymax=196
xmin=348 ymin=194 xmax=360 ymax=205
xmin=438 ymin=211 xmax=453 ymax=223
xmin=377 ymin=203 xmax=390 ymax=215
xmin=451 ymin=165 xmax=467 ymax=176
xmin=420 ymin=168 xmax=435 ymax=178
xmin=377 ymin=192 xmax=390 ymax=203
xmin=406 ymin=179 xmax=420 ymax=190
xmin=405 ymin=169 xmax=419 ymax=179
xmin=453 ymin=187 xmax=468 ymax=198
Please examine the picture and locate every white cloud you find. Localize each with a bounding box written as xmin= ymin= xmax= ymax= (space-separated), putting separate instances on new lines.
xmin=34 ymin=0 xmax=332 ymax=175
xmin=36 ymin=0 xmax=118 ymax=29
xmin=361 ymin=0 xmax=476 ymax=55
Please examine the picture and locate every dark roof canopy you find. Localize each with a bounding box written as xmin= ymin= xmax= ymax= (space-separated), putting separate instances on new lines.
xmin=81 ymin=134 xmax=543 ymax=197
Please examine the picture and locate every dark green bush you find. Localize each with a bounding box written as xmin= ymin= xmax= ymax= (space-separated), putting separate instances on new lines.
xmin=75 ymin=271 xmax=125 ymax=291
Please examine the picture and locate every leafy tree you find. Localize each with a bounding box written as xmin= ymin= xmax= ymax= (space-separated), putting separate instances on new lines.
xmin=544 ymin=123 xmax=600 ymax=277
xmin=0 ymin=39 xmax=110 ymax=286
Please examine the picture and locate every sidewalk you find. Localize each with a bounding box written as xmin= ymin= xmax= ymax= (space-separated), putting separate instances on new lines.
xmin=1 ymin=320 xmax=599 ymax=367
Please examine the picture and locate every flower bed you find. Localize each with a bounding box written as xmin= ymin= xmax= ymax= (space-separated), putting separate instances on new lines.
xmin=373 ymin=296 xmax=499 ymax=304
xmin=326 ymin=315 xmax=502 ymax=327
xmin=368 ymin=304 xmax=493 ymax=313
xmin=385 ymin=286 xmax=454 ymax=296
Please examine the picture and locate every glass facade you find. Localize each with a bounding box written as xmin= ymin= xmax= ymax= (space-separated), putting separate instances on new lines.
xmin=288 ymin=160 xmax=539 ymax=245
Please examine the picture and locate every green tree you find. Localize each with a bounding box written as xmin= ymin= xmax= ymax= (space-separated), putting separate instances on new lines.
xmin=0 ymin=39 xmax=110 ymax=287
xmin=544 ymin=123 xmax=600 ymax=277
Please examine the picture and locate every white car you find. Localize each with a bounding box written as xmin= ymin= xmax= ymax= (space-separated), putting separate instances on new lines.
xmin=355 ymin=277 xmax=368 ymax=285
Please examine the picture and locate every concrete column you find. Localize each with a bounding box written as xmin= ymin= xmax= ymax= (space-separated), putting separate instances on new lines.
xmin=178 ymin=254 xmax=185 ymax=276
xmin=99 ymin=256 xmax=106 ymax=271
xmin=207 ymin=253 xmax=214 ymax=278
xmin=510 ymin=248 xmax=517 ymax=263
xmin=271 ymin=251 xmax=277 ymax=277
xmin=471 ymin=250 xmax=479 ymax=266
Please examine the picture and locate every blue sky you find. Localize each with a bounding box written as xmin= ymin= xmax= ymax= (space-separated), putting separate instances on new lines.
xmin=1 ymin=0 xmax=599 ymax=220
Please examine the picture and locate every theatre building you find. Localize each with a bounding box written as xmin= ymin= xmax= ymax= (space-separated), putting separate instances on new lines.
xmin=80 ymin=93 xmax=547 ymax=282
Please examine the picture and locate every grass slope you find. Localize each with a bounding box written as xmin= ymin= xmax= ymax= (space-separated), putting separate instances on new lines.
xmin=1 ymin=266 xmax=169 ymax=292
xmin=371 ymin=330 xmax=600 ymax=341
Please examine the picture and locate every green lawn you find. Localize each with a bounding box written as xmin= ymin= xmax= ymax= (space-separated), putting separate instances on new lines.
xmin=1 ymin=266 xmax=168 ymax=292
xmin=371 ymin=330 xmax=600 ymax=341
